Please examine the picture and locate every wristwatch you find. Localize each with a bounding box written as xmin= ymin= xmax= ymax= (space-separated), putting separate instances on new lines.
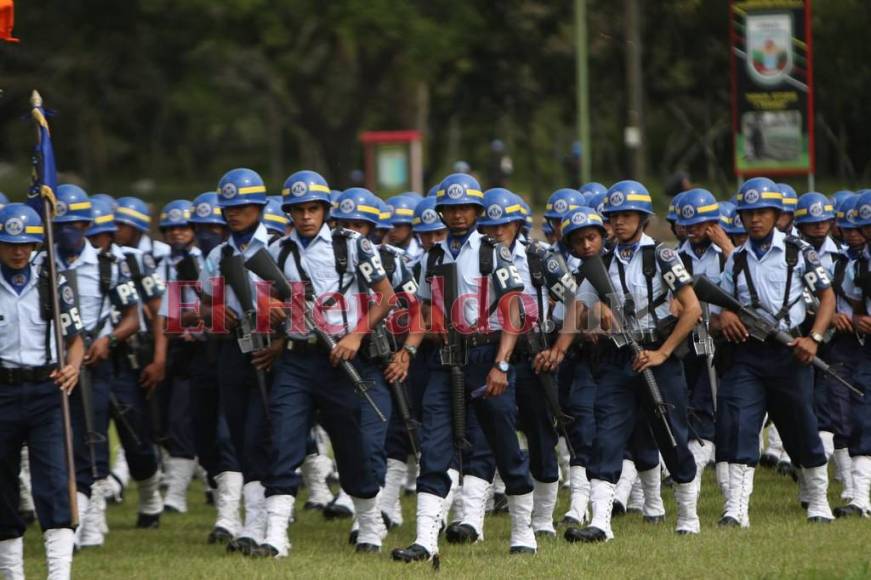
xmin=494 ymin=360 xmax=510 ymax=373
xmin=402 ymin=344 xmax=418 ymax=358
xmin=809 ymin=331 xmax=824 ymax=344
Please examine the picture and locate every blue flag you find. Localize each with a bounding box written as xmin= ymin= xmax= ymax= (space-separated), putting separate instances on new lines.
xmin=27 ymin=90 xmax=58 ymax=219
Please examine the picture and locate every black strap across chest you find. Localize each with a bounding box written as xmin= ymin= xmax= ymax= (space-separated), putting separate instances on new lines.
xmin=732 ymin=241 xmax=798 ymax=325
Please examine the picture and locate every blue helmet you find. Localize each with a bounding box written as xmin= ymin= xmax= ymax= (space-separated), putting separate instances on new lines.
xmin=91 ymin=193 xmax=116 ymax=211
xmin=544 ymin=188 xmax=584 ymax=220
xmin=667 ymin=191 xmax=686 ymax=223
xmin=853 ymin=191 xmax=871 ymax=228
xmin=333 ymin=188 xmax=382 ymax=225
xmin=190 ymin=192 xmax=226 ymax=226
xmin=54 ymin=184 xmax=93 ymax=223
xmin=387 ymin=195 xmax=419 ymax=226
xmin=542 ymin=221 xmax=555 ymax=237
xmin=426 ymin=185 xmax=438 ymax=198
xmin=777 ymin=183 xmax=798 ymax=214
xmin=794 ymin=192 xmax=834 ymax=225
xmin=519 ymin=199 xmax=533 ymax=232
xmin=602 ymin=180 xmax=653 ymax=216
xmin=376 ymin=198 xmax=393 ymax=230
xmin=115 ymin=196 xmax=151 ymax=231
xmin=282 ymin=170 xmax=331 ymax=208
xmin=561 ymin=206 xmax=607 ymax=239
xmin=579 ymin=182 xmax=607 ymax=205
xmin=588 ymin=191 xmax=608 ymax=219
xmin=830 ymin=190 xmax=854 ymax=211
xmin=263 ymin=198 xmax=290 ymax=234
xmin=0 ymin=192 xmax=9 ymax=209
xmin=159 ymin=200 xmax=193 ymax=229
xmin=675 ymin=189 xmax=719 ymax=227
xmin=479 ymin=188 xmax=525 ymax=227
xmin=217 ymin=168 xmax=267 ymax=208
xmin=718 ymin=201 xmax=745 ymax=235
xmin=435 ymin=173 xmax=484 ymax=208
xmin=329 ymin=190 xmax=343 ymax=211
xmin=838 ymin=195 xmax=861 ymax=229
xmin=736 ymin=177 xmax=782 ymax=212
xmin=0 ymin=203 xmax=45 ymax=244
xmin=412 ymin=196 xmax=445 ymax=233
xmin=86 ymin=196 xmax=118 ymax=236
xmin=402 ymin=191 xmax=423 ymax=201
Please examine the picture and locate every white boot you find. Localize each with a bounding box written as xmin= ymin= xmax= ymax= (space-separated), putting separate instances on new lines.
xmin=715 ymin=462 xmax=730 ymax=499
xmin=353 ymin=496 xmax=387 ymax=549
xmin=260 ymin=494 xmax=294 ymax=557
xmin=163 ymin=457 xmax=196 ymax=513
xmin=378 ymin=458 xmax=408 ymax=527
xmin=92 ymin=478 xmax=110 ymax=534
xmin=0 ymin=537 xmax=24 ymax=580
xmin=80 ymin=484 xmax=106 ymax=547
xmin=531 ymin=479 xmax=558 ymax=536
xmin=562 ymin=466 xmax=590 ymax=525
xmin=674 ymin=479 xmax=701 ymax=534
xmin=507 ymin=492 xmax=537 ymax=554
xmin=557 ymin=438 xmax=572 ymax=489
xmin=688 ymin=440 xmax=712 ymax=476
xmin=332 ymin=488 xmax=356 ymax=516
xmin=613 ymin=459 xmax=637 ymax=512
xmin=797 ymin=469 xmax=810 ymax=507
xmin=627 ymin=477 xmax=644 ymax=512
xmin=18 ymin=447 xmax=34 ymax=517
xmin=44 ymin=528 xmax=74 ymax=580
xmin=239 ymin=481 xmax=267 ymax=543
xmin=404 ymin=456 xmax=418 ymax=494
xmin=638 ymin=467 xmax=666 ymax=521
xmin=818 ymin=431 xmax=835 ymax=461
xmin=137 ymin=471 xmax=164 ymax=519
xmin=845 ymin=455 xmax=871 ymax=514
xmin=301 ymin=454 xmax=335 ymax=510
xmin=73 ymin=492 xmax=89 ymax=549
xmin=722 ymin=464 xmax=754 ymax=527
xmin=803 ymin=465 xmax=834 ymax=521
xmin=112 ymin=447 xmax=130 ymax=489
xmin=587 ymin=479 xmax=616 ymax=540
xmin=833 ymin=448 xmax=854 ymax=501
xmin=213 ymin=471 xmax=243 ymax=538
xmin=442 ymin=469 xmax=460 ymax=525
xmin=412 ymin=492 xmax=444 ymax=556
xmin=455 ymin=475 xmax=489 ymax=541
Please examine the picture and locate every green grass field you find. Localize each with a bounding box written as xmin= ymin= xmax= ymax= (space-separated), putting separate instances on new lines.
xmin=19 ymin=464 xmax=871 ymax=579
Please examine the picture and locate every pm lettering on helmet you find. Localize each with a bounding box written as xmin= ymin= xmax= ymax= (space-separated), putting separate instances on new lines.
xmin=860 ymin=204 xmax=871 ymax=221
xmin=743 ymin=189 xmax=760 ymax=204
xmin=809 ymin=202 xmax=823 ymax=217
xmin=681 ymin=205 xmax=695 ymax=218
xmin=196 ymin=202 xmax=212 ymax=218
xmin=221 ymin=183 xmax=238 ymax=199
xmin=422 ymin=209 xmax=438 ymax=224
xmin=553 ymin=199 xmax=568 ymax=214
xmin=290 ymin=181 xmax=308 ymax=197
xmin=487 ymin=204 xmax=504 ymax=219
xmin=168 ymin=208 xmax=183 ymax=221
xmin=608 ymin=192 xmax=624 ymax=207
xmin=339 ymin=199 xmax=356 ymax=214
xmin=55 ymin=201 xmax=68 ymax=216
xmin=571 ymin=212 xmax=587 ymax=225
xmin=446 ymin=184 xmax=465 ymax=199
xmin=3 ymin=217 xmax=23 ymax=236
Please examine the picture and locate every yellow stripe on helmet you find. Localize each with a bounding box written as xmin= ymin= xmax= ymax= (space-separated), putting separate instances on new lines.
xmin=697 ymin=203 xmax=719 ymax=213
xmin=117 ymin=207 xmax=151 ymax=222
xmin=394 ymin=208 xmax=414 ymax=216
xmin=309 ymin=184 xmax=330 ymax=193
xmin=238 ymin=185 xmax=267 ymax=195
xmin=626 ymin=194 xmax=652 ymax=202
xmin=69 ymin=201 xmax=91 ymax=210
xmin=358 ymin=204 xmax=381 ymax=215
xmin=25 ymin=226 xmax=44 ymax=234
xmin=264 ymin=214 xmax=289 ymax=224
xmin=94 ymin=215 xmax=114 ymax=224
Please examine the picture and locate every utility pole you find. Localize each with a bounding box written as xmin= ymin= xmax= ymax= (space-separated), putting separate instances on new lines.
xmin=624 ymin=0 xmax=645 ymax=180
xmin=575 ymin=0 xmax=591 ymax=184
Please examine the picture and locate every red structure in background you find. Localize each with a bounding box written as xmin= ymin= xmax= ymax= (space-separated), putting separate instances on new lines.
xmin=1 ymin=0 xmax=19 ymax=43
xmin=359 ymin=130 xmax=423 ymax=195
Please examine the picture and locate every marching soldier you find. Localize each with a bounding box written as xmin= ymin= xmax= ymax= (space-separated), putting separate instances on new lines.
xmin=565 ymin=180 xmax=703 ymax=541
xmin=719 ymin=201 xmax=748 ymax=248
xmin=114 ymin=197 xmax=171 ymax=267
xmin=385 ymin=194 xmax=423 ymax=266
xmin=714 ymin=177 xmax=835 ymax=527
xmin=776 ymin=184 xmax=799 ymax=235
xmin=0 ymin=203 xmax=83 ymax=580
xmin=389 ymin=173 xmax=536 ymax=561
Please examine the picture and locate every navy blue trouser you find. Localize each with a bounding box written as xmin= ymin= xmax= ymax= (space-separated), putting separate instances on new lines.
xmin=682 ymin=353 xmax=716 ymax=442
xmin=716 ymin=341 xmax=826 ymax=468
xmin=161 ymin=343 xmax=196 ymax=459
xmin=358 ymin=356 xmax=391 ymax=487
xmin=849 ymin=341 xmax=871 ymax=457
xmin=515 ymin=361 xmax=559 ymax=483
xmin=71 ymin=359 xmax=111 ymax=495
xmin=815 ymin=334 xmax=860 ymax=447
xmin=0 ymin=379 xmax=73 ymax=538
xmin=189 ymin=341 xmax=239 ymax=481
xmin=455 ymin=402 xmax=497 ymax=480
xmin=588 ymin=346 xmax=696 ymax=484
xmin=109 ymin=359 xmax=159 ymax=481
xmin=385 ymin=347 xmax=428 ymax=462
xmin=264 ymin=349 xmax=385 ymax=498
xmin=559 ymin=355 xmax=597 ymax=468
xmin=217 ymin=340 xmax=271 ymax=483
xmin=418 ymin=344 xmax=532 ymax=498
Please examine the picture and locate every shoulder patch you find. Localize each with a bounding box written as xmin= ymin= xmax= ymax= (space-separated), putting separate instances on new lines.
xmin=359 ymin=238 xmax=374 ymax=254
xmin=658 ymin=246 xmax=676 ymax=261
xmin=62 ymin=285 xmax=75 ymax=305
xmin=119 ymin=260 xmax=131 ymax=277
xmin=143 ymin=253 xmax=156 ymax=270
xmin=545 ymin=257 xmax=561 ymax=274
xmin=499 ymin=245 xmax=512 ymax=261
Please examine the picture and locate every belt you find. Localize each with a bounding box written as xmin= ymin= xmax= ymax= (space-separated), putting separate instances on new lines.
xmin=286 ymin=336 xmax=325 ymax=355
xmin=0 ymin=365 xmax=58 ymax=386
xmin=467 ymin=332 xmax=501 ymax=348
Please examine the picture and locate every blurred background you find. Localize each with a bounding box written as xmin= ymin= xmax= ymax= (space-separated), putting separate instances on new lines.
xmin=1 ymin=0 xmax=869 ymax=208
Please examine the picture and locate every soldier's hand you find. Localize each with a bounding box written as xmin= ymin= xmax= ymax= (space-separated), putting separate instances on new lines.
xmin=268 ymin=299 xmax=288 ymax=327
xmin=854 ymin=314 xmax=871 ymax=334
xmin=252 ymin=338 xmax=285 ymax=371
xmin=485 ymin=367 xmax=509 ymax=397
xmin=533 ymin=348 xmax=564 ymax=373
xmin=833 ymin=313 xmax=854 ymax=333
xmin=84 ymin=336 xmax=111 ymax=366
xmin=719 ymin=311 xmax=749 ymax=343
xmin=223 ymin=307 xmax=240 ymax=330
xmin=633 ymin=348 xmax=668 ymax=372
xmin=52 ymin=364 xmax=79 ymax=394
xmin=331 ymin=333 xmax=362 ymax=366
xmin=789 ymin=336 xmax=817 ymax=365
xmin=139 ymin=361 xmax=165 ymax=391
xmin=707 ymin=223 xmax=735 ymax=255
xmin=598 ymin=304 xmax=615 ymax=332
xmin=385 ymin=350 xmax=410 ymax=383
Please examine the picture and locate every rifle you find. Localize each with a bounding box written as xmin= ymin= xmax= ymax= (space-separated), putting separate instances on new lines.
xmin=108 ymin=390 xmax=141 ymax=447
xmin=693 ymin=277 xmax=864 ymax=398
xmin=579 ymin=254 xmax=677 ymax=447
xmin=220 ymin=251 xmax=272 ymax=427
xmin=428 ymin=262 xmax=471 ymax=475
xmin=693 ymin=302 xmax=718 ymax=412
xmin=243 ymin=248 xmax=386 ymax=422
xmin=369 ymin=322 xmax=420 ymax=455
xmin=526 ymin=329 xmax=575 ymax=459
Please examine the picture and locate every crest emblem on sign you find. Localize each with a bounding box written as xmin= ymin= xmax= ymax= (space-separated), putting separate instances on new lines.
xmin=3 ymin=217 xmax=24 ymax=236
xmin=221 ymin=183 xmax=237 ymax=199
xmin=746 ymin=14 xmax=794 ymax=87
xmin=681 ymin=205 xmax=695 ymax=219
xmin=446 ymin=184 xmax=464 ymax=199
xmin=553 ymin=199 xmax=568 ymax=214
xmin=290 ymin=181 xmax=307 ymax=197
xmin=422 ymin=209 xmax=438 ymax=225
xmin=55 ymin=201 xmax=68 ymax=216
xmin=196 ymin=202 xmax=212 ymax=218
xmin=62 ymin=285 xmax=75 ymax=305
xmin=487 ymin=204 xmax=503 ymax=219
xmin=609 ymin=192 xmax=624 ymax=207
xmin=339 ymin=199 xmax=356 ymax=214
xmin=571 ymin=212 xmax=587 ymax=225
xmin=743 ymin=189 xmax=760 ymax=204
xmin=168 ymin=208 xmax=183 ymax=222
xmin=809 ymin=202 xmax=823 ymax=217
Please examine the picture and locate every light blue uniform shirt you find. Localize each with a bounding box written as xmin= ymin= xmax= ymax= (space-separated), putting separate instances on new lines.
xmin=678 ymin=240 xmax=723 ymax=285
xmin=138 ymin=235 xmax=171 ymax=266
xmin=841 ymin=246 xmax=870 ymax=315
xmin=159 ymin=247 xmax=204 ymax=319
xmin=200 ymin=223 xmax=271 ymax=317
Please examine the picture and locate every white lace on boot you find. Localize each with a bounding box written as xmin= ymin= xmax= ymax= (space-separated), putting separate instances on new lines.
xmin=723 ymin=464 xmax=754 ymax=527
xmin=353 ymin=496 xmax=387 ymax=548
xmin=378 ymin=458 xmax=408 ymax=526
xmin=638 ymin=467 xmax=666 ymax=518
xmin=803 ymin=465 xmax=834 ymax=521
xmin=563 ymin=466 xmax=590 ymax=524
xmin=0 ymin=537 xmax=24 ymax=580
xmin=262 ymin=494 xmax=294 ymax=557
xmin=832 ymin=448 xmax=854 ymax=501
xmin=507 ymin=492 xmax=537 ymax=552
xmin=459 ymin=476 xmax=489 ymax=539
xmin=163 ymin=457 xmax=196 ymax=513
xmin=531 ymin=479 xmax=558 ymax=535
xmin=44 ymin=528 xmax=74 ymax=580
xmin=414 ymin=492 xmax=445 ymax=556
xmin=214 ymin=471 xmax=243 ymax=536
xmin=588 ymin=479 xmax=616 ymax=540
xmin=239 ymin=481 xmax=267 ymax=543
